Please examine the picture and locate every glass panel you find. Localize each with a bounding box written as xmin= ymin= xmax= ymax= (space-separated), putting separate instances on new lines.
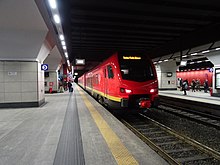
xmin=107 ymin=65 xmax=114 ymax=79
xmin=119 ymin=56 xmax=155 ymax=82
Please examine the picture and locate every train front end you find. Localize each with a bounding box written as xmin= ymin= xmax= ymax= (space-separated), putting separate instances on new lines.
xmin=118 ymin=54 xmax=159 ymax=110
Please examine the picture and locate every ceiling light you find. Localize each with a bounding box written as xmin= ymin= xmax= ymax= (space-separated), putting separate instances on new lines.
xmin=65 ymin=52 xmax=68 ymax=58
xmin=216 ymin=48 xmax=220 ymax=50
xmin=61 ymin=41 xmax=66 ymax=46
xmin=197 ymin=61 xmax=202 ymax=63
xmin=205 ymin=59 xmax=210 ymax=62
xmin=67 ymin=60 xmax=70 ymax=66
xmin=182 ymin=55 xmax=187 ymax=58
xmin=189 ymin=62 xmax=194 ymax=64
xmin=59 ymin=34 xmax=64 ymax=40
xmin=191 ymin=53 xmax=198 ymax=56
xmin=202 ymin=50 xmax=210 ymax=54
xmin=48 ymin=0 xmax=57 ymax=9
xmin=158 ymin=60 xmax=162 ymax=63
xmin=164 ymin=59 xmax=168 ymax=62
xmin=63 ymin=45 xmax=66 ymax=50
xmin=53 ymin=14 xmax=60 ymax=24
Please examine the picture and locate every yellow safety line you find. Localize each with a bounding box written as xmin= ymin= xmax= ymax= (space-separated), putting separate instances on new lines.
xmin=77 ymin=86 xmax=139 ymax=165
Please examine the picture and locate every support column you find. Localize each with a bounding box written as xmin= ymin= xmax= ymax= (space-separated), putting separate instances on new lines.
xmin=0 ymin=61 xmax=45 ymax=108
xmin=156 ymin=60 xmax=177 ymax=90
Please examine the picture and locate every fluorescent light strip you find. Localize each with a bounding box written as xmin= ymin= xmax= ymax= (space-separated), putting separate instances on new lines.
xmin=65 ymin=52 xmax=68 ymax=58
xmin=202 ymin=50 xmax=210 ymax=54
xmin=61 ymin=41 xmax=66 ymax=46
xmin=53 ymin=14 xmax=60 ymax=24
xmin=59 ymin=34 xmax=64 ymax=40
xmin=63 ymin=46 xmax=66 ymax=50
xmin=48 ymin=0 xmax=57 ymax=9
xmin=182 ymin=55 xmax=187 ymax=58
xmin=191 ymin=53 xmax=198 ymax=56
xmin=216 ymin=48 xmax=220 ymax=50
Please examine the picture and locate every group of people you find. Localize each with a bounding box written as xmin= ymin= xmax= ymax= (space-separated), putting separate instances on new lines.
xmin=58 ymin=81 xmax=73 ymax=92
xmin=190 ymin=79 xmax=201 ymax=92
xmin=178 ymin=78 xmax=209 ymax=95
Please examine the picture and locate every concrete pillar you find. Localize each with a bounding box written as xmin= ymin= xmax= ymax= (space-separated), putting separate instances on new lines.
xmin=43 ymin=46 xmax=63 ymax=93
xmin=0 ymin=0 xmax=50 ymax=107
xmin=155 ymin=60 xmax=177 ymax=90
xmin=0 ymin=61 xmax=45 ymax=108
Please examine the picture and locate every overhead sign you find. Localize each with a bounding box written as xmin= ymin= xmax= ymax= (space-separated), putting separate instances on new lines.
xmin=123 ymin=56 xmax=141 ymax=60
xmin=76 ymin=59 xmax=85 ymax=65
xmin=41 ymin=64 xmax=48 ymax=71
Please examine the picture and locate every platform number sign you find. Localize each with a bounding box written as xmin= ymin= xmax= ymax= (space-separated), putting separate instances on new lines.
xmin=41 ymin=64 xmax=48 ymax=71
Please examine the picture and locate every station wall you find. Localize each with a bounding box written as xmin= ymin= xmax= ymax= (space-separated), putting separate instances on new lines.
xmin=177 ymin=70 xmax=213 ymax=87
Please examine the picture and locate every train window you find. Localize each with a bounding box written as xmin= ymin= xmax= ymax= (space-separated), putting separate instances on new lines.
xmin=107 ymin=65 xmax=114 ymax=79
xmin=119 ymin=57 xmax=155 ymax=82
xmin=104 ymin=69 xmax=106 ymax=78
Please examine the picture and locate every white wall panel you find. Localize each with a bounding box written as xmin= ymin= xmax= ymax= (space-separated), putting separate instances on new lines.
xmin=22 ymin=82 xmax=37 ymax=92
xmin=0 ymin=62 xmax=3 ymax=71
xmin=0 ymin=72 xmax=3 ymax=82
xmin=5 ymin=82 xmax=21 ymax=93
xmin=0 ymin=92 xmax=4 ymax=103
xmin=5 ymin=93 xmax=22 ymax=103
xmin=0 ymin=83 xmax=4 ymax=92
xmin=21 ymin=62 xmax=37 ymax=72
xmin=22 ymin=93 xmax=37 ymax=102
xmin=21 ymin=72 xmax=38 ymax=81
xmin=4 ymin=62 xmax=21 ymax=71
xmin=4 ymin=71 xmax=21 ymax=82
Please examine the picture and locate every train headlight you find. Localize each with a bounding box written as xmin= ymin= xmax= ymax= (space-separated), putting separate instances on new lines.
xmin=120 ymin=88 xmax=132 ymax=94
xmin=125 ymin=89 xmax=132 ymax=93
xmin=150 ymin=89 xmax=155 ymax=93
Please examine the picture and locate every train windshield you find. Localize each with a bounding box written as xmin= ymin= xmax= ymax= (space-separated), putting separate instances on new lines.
xmin=119 ymin=56 xmax=155 ymax=82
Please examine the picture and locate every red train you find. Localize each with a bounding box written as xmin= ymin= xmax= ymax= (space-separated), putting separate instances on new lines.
xmin=78 ymin=52 xmax=159 ymax=112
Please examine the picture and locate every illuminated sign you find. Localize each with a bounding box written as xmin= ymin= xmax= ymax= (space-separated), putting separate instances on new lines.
xmin=41 ymin=64 xmax=48 ymax=71
xmin=75 ymin=59 xmax=85 ymax=65
xmin=123 ymin=56 xmax=141 ymax=60
xmin=167 ymin=72 xmax=173 ymax=77
xmin=180 ymin=61 xmax=187 ymax=66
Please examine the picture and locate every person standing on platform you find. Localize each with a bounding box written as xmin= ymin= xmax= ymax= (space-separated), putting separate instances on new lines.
xmin=67 ymin=81 xmax=72 ymax=92
xmin=191 ymin=79 xmax=196 ymax=92
xmin=204 ymin=79 xmax=209 ymax=93
xmin=182 ymin=79 xmax=188 ymax=95
xmin=196 ymin=79 xmax=201 ymax=91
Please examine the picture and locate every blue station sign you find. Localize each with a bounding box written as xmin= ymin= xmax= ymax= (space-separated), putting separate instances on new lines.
xmin=41 ymin=64 xmax=48 ymax=71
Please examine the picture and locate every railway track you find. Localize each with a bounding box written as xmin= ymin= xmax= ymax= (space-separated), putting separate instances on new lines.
xmin=158 ymin=104 xmax=220 ymax=130
xmin=120 ymin=113 xmax=220 ymax=165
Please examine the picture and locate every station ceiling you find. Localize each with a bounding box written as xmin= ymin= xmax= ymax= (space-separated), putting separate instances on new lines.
xmin=52 ymin=0 xmax=220 ymax=74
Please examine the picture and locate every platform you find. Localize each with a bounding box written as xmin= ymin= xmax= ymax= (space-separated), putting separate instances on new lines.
xmin=159 ymin=89 xmax=220 ymax=105
xmin=159 ymin=89 xmax=220 ymax=117
xmin=0 ymin=83 xmax=168 ymax=165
